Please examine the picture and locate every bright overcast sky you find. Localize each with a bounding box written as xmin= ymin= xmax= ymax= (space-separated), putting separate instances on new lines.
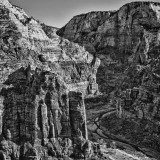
xmin=9 ymin=0 xmax=160 ymax=28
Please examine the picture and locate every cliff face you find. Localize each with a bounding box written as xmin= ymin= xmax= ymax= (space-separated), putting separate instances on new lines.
xmin=57 ymin=1 xmax=160 ymax=158
xmin=57 ymin=1 xmax=160 ymax=91
xmin=0 ymin=0 xmax=101 ymax=159
xmin=57 ymin=2 xmax=160 ymax=54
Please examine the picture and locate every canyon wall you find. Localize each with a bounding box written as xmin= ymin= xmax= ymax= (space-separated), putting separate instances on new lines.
xmin=57 ymin=1 xmax=160 ymax=158
xmin=0 ymin=0 xmax=101 ymax=159
xmin=57 ymin=1 xmax=160 ymax=92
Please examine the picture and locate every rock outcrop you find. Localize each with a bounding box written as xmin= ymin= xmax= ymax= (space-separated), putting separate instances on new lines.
xmin=57 ymin=1 xmax=160 ymax=159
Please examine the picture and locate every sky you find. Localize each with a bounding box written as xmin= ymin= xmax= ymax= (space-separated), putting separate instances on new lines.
xmin=9 ymin=0 xmax=160 ymax=28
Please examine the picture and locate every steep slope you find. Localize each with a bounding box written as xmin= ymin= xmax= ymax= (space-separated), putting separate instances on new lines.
xmin=57 ymin=1 xmax=160 ymax=159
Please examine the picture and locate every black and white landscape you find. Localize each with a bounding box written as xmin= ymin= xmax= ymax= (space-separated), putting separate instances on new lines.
xmin=0 ymin=0 xmax=160 ymax=159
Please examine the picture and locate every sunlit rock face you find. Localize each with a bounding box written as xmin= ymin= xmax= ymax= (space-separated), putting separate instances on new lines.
xmin=58 ymin=1 xmax=160 ymax=158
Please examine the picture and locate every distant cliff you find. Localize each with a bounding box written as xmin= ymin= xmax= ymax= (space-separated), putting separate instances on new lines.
xmin=57 ymin=1 xmax=160 ymax=56
xmin=57 ymin=1 xmax=160 ymax=91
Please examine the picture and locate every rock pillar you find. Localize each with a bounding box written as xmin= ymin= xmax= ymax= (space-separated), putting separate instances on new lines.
xmin=68 ymin=91 xmax=88 ymax=140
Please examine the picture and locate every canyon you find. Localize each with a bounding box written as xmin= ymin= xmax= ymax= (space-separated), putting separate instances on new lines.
xmin=0 ymin=0 xmax=159 ymax=159
xmin=58 ymin=1 xmax=160 ymax=159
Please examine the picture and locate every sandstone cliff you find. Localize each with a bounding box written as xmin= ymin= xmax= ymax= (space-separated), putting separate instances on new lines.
xmin=57 ymin=1 xmax=160 ymax=159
